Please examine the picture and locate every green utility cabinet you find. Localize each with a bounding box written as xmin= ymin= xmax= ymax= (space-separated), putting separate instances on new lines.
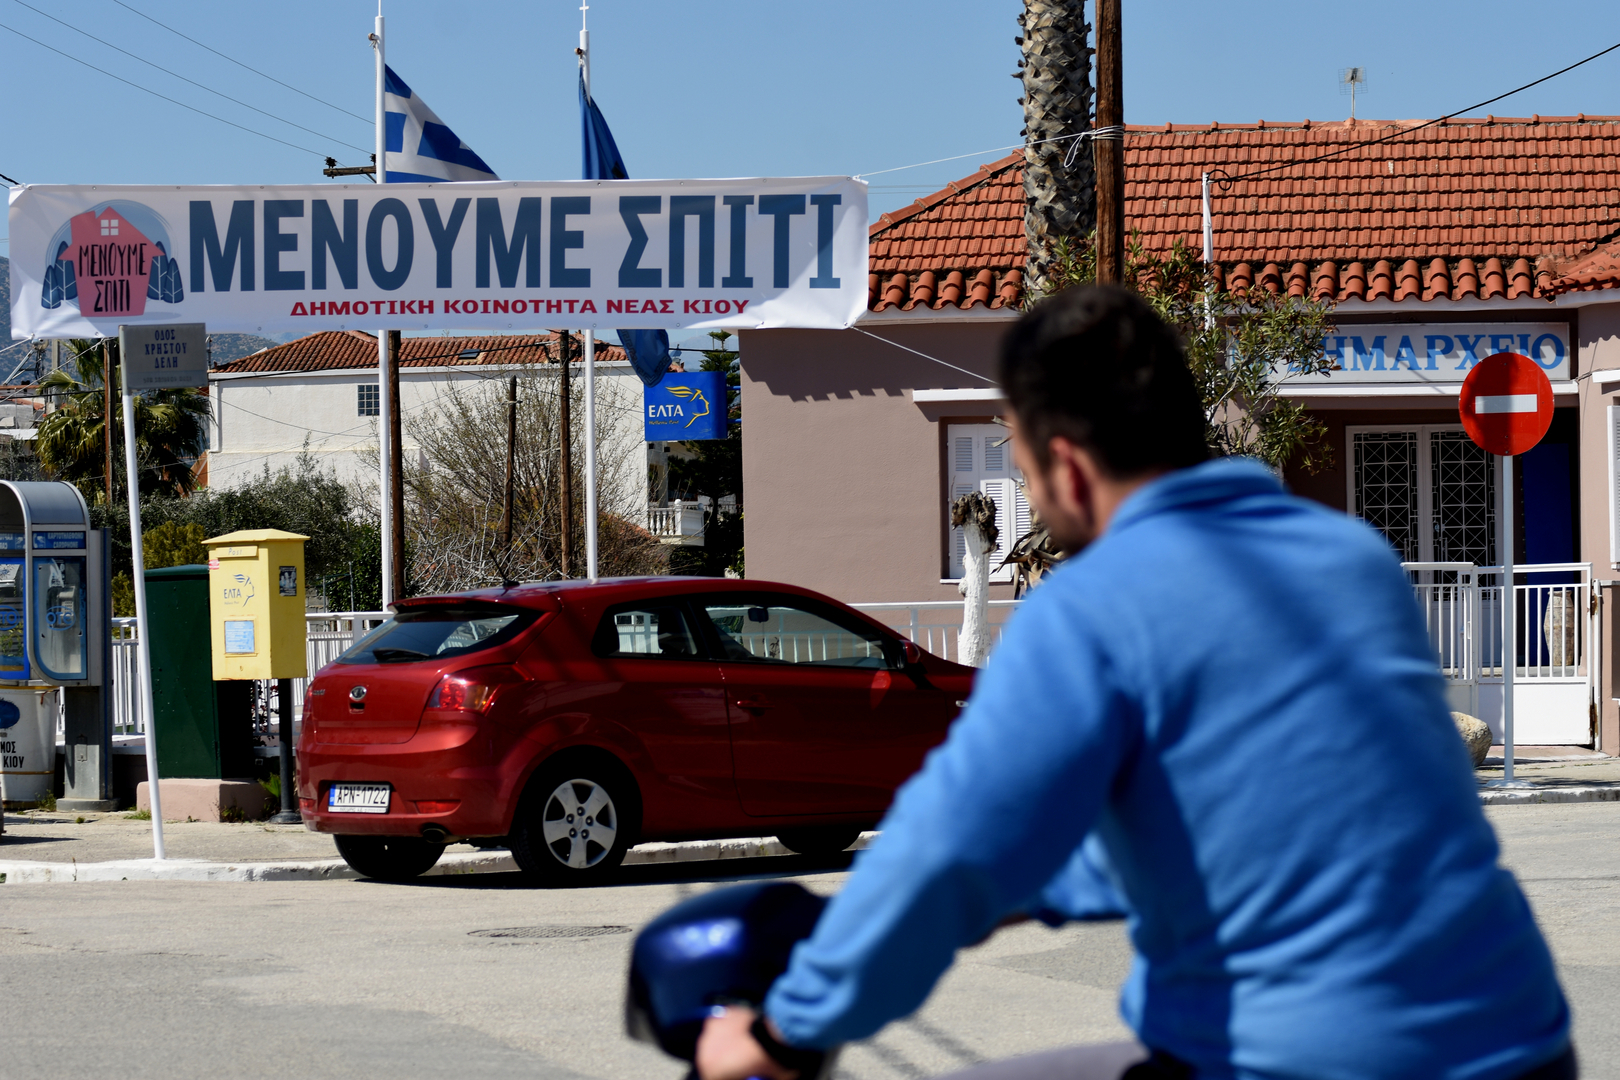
xmin=146 ymin=565 xmax=254 ymax=779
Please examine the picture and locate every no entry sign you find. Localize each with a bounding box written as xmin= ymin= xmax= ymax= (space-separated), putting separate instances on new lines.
xmin=1458 ymin=351 xmax=1554 ymax=456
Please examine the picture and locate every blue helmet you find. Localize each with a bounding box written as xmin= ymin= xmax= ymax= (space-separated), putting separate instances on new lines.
xmin=625 ymin=882 xmax=828 ymax=1069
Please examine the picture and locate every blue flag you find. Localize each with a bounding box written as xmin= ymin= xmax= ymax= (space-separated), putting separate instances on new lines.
xmin=580 ymin=72 xmax=629 ymax=182
xmin=386 ymin=65 xmax=499 ymax=183
xmin=581 ymin=71 xmax=671 ymax=386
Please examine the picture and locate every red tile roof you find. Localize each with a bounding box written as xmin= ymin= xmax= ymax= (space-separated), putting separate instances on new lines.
xmin=1547 ymin=238 xmax=1620 ymax=296
xmin=213 ymin=330 xmax=626 ymax=374
xmin=867 ymin=115 xmax=1620 ymax=310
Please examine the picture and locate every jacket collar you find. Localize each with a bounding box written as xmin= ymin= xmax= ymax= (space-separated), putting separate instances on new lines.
xmin=1107 ymin=457 xmax=1283 ymax=535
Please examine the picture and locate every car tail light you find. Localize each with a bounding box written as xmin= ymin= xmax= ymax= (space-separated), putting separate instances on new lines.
xmin=299 ymin=798 xmax=315 ymax=812
xmin=415 ymin=800 xmax=460 ymax=814
xmin=428 ymin=675 xmax=501 ymax=713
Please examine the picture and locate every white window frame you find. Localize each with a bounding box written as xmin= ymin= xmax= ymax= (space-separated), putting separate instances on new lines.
xmin=945 ymin=423 xmax=1029 ymax=582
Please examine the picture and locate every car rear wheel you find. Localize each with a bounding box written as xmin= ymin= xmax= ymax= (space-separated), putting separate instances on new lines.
xmin=510 ymin=767 xmax=636 ymax=885
xmin=775 ymin=826 xmax=863 ymax=857
xmin=333 ymin=834 xmax=445 ymax=881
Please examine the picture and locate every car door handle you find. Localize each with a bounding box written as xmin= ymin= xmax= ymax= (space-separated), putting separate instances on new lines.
xmin=734 ymin=696 xmax=773 ymax=712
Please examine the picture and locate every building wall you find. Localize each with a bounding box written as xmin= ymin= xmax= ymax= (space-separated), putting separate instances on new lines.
xmin=1285 ymin=408 xmax=1468 ymax=515
xmin=1577 ymin=302 xmax=1620 ymax=752
xmin=739 ymin=321 xmax=1016 ymax=604
xmin=208 ymin=362 xmax=649 ymax=520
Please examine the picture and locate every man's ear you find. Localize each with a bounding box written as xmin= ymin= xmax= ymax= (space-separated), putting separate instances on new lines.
xmin=1046 ymin=436 xmax=1095 ymax=513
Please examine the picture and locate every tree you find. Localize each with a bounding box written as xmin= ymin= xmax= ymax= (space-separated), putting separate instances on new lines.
xmin=400 ymin=369 xmax=664 ymax=594
xmin=1020 ymin=0 xmax=1096 ymax=296
xmin=109 ymin=520 xmax=210 ymax=616
xmin=1002 ymin=234 xmax=1337 ymax=593
xmin=94 ymin=453 xmax=383 ymax=612
xmin=35 ymin=339 xmax=210 ymax=505
xmin=668 ymin=331 xmax=743 ymax=577
xmin=1041 ymin=233 xmax=1337 ymax=470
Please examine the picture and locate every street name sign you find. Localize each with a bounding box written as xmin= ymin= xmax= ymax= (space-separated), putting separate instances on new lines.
xmin=117 ymin=322 xmax=207 ymax=391
xmin=1458 ymin=351 xmax=1554 ymax=456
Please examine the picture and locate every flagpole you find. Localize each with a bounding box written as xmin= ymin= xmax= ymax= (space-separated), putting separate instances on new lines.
xmin=580 ymin=1 xmax=600 ymax=582
xmin=373 ymin=5 xmax=394 ymax=608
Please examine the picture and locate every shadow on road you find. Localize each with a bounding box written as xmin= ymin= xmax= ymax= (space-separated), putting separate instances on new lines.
xmin=379 ymin=849 xmax=858 ymax=891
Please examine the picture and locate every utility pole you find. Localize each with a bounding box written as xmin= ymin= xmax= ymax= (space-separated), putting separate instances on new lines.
xmin=502 ymin=375 xmax=517 ymax=550
xmin=102 ymin=340 xmax=114 ymax=507
xmin=1094 ymin=0 xmax=1125 ymax=285
xmin=386 ymin=329 xmax=405 ymax=601
xmin=557 ymin=332 xmax=574 ymax=578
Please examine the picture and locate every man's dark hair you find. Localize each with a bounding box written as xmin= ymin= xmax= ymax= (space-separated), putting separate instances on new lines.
xmin=999 ymin=285 xmax=1210 ymax=476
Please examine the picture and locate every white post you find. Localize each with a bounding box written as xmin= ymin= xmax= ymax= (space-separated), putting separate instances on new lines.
xmin=124 ymin=388 xmax=164 ymax=859
xmin=579 ymin=1 xmax=590 ymax=96
xmin=1201 ymin=172 xmax=1214 ymax=331
xmin=583 ymin=329 xmax=599 ymax=581
xmin=373 ymin=9 xmax=392 ymax=608
xmin=1201 ymin=172 xmax=1213 ymax=264
xmin=1500 ymin=453 xmax=1516 ymax=781
xmin=579 ymin=2 xmax=598 ymax=583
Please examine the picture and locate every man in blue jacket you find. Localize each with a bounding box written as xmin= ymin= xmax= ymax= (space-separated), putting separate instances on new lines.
xmin=696 ymin=286 xmax=1573 ymax=1080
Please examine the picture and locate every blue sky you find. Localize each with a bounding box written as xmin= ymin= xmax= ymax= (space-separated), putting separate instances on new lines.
xmin=5 ymin=0 xmax=1620 ymax=266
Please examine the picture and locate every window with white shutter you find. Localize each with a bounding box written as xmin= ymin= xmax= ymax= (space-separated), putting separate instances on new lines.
xmin=946 ymin=423 xmax=1025 ymax=581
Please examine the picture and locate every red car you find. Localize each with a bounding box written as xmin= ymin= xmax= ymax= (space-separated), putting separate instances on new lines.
xmin=297 ymin=577 xmax=975 ymax=883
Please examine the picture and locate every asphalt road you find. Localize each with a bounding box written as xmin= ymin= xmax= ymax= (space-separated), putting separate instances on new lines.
xmin=0 ymin=804 xmax=1614 ymax=1079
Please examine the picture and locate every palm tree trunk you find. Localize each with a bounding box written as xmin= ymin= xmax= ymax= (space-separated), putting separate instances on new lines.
xmin=1020 ymin=0 xmax=1095 ymax=298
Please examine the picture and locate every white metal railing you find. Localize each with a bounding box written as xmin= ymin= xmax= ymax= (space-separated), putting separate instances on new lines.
xmin=646 ymin=501 xmax=707 ymax=545
xmin=1477 ymin=564 xmax=1592 ymax=680
xmin=850 ymin=601 xmax=1022 ymax=665
xmin=1403 ymin=562 xmax=1594 ymax=683
xmin=105 ymin=611 xmax=389 ymax=737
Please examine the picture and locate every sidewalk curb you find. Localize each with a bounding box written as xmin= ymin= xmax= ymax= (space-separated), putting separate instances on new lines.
xmin=0 ymin=833 xmax=876 ymax=884
xmin=1479 ymin=786 xmax=1620 ymax=805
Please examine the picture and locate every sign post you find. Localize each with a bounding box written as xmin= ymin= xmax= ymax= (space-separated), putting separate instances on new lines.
xmin=1458 ymin=351 xmax=1554 ymax=786
xmin=116 ymin=321 xmax=207 ymax=859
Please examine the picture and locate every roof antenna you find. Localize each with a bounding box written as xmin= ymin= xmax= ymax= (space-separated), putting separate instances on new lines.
xmin=1339 ymin=67 xmax=1367 ymax=120
xmin=489 ymin=550 xmax=520 ymax=590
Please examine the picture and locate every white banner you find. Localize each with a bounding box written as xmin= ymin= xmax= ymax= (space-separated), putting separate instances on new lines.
xmin=8 ymin=178 xmax=868 ymax=338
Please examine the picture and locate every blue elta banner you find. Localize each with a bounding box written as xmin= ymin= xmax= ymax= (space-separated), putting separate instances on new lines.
xmin=645 ymin=371 xmax=727 ymax=441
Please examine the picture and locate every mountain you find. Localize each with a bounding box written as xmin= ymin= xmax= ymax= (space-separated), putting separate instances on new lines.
xmin=1 ymin=256 xmax=11 ymax=345
xmin=209 ymin=333 xmax=280 ymax=365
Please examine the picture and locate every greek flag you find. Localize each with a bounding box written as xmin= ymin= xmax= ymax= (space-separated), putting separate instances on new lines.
xmin=384 ymin=65 xmax=499 ymax=183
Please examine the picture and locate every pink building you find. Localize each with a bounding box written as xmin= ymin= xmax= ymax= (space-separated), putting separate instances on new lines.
xmin=740 ymin=115 xmax=1620 ymax=749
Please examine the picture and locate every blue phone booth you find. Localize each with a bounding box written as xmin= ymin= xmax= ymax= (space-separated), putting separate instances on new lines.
xmin=0 ymin=481 xmax=111 ymax=810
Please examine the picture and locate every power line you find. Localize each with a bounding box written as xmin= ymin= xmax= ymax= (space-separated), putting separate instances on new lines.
xmin=1212 ymin=39 xmax=1620 ymax=189
xmin=7 ymin=0 xmax=371 ymax=156
xmin=108 ymin=0 xmax=373 ymax=126
xmin=0 ymin=18 xmax=344 ymax=161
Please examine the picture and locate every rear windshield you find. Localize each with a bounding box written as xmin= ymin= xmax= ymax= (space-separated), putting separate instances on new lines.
xmin=336 ymin=605 xmax=535 ymax=665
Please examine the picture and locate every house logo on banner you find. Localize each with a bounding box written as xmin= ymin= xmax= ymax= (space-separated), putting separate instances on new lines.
xmin=9 ymin=180 xmax=867 ymax=339
xmin=39 ymin=200 xmax=185 ymax=318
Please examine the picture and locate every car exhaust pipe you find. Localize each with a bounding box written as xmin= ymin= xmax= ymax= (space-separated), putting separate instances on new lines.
xmin=420 ymin=824 xmax=451 ymax=845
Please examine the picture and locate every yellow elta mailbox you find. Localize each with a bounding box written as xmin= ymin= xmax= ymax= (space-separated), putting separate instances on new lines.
xmin=203 ymin=529 xmax=309 ymax=680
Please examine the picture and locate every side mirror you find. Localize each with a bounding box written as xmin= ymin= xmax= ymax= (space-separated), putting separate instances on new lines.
xmin=901 ymin=640 xmax=923 ymax=666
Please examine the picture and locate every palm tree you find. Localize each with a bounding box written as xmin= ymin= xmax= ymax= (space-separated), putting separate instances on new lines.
xmin=1020 ymin=0 xmax=1095 ymax=298
xmin=35 ymin=339 xmax=210 ymax=504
